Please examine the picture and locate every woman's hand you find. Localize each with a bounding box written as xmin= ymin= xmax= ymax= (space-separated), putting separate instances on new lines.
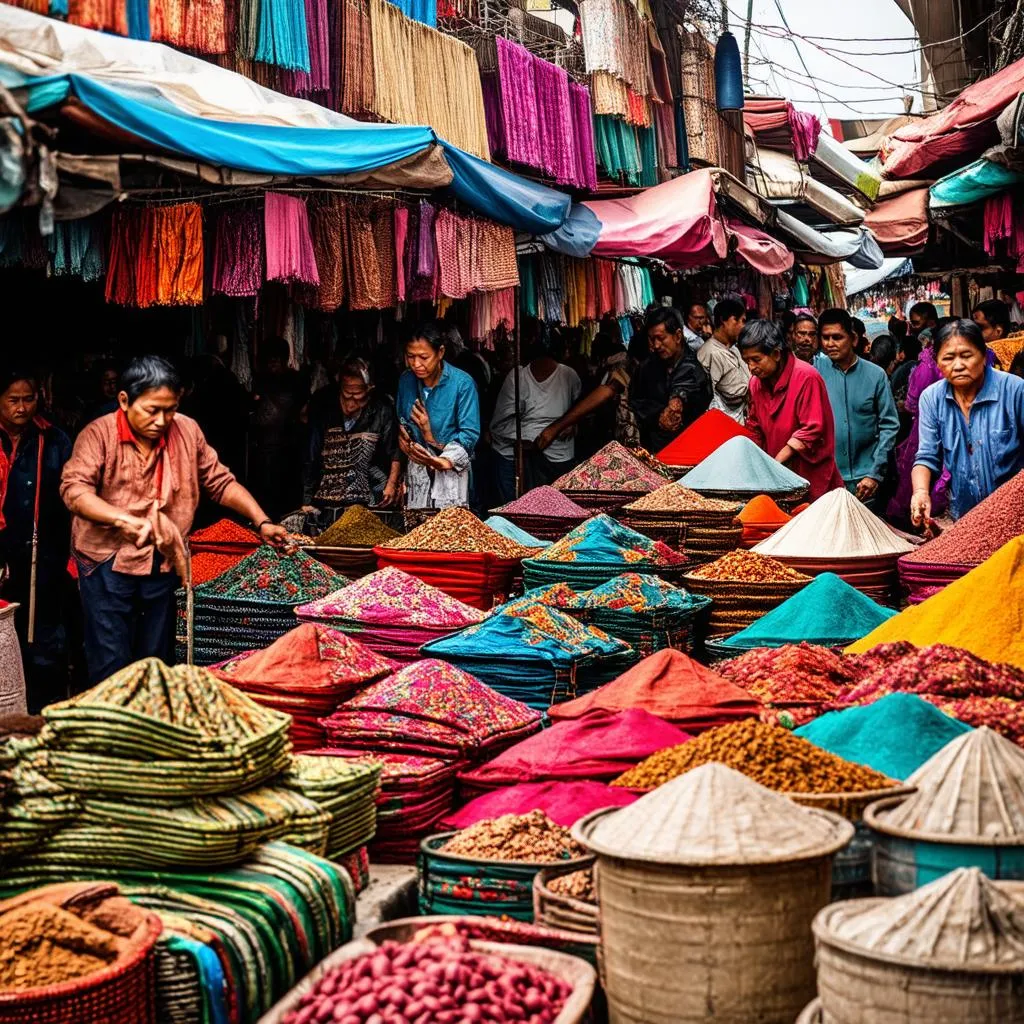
xmin=409 ymin=399 xmax=435 ymax=445
xmin=379 ymin=480 xmax=399 ymax=507
xmin=260 ymin=522 xmax=296 ymax=554
xmin=910 ymin=488 xmax=932 ymax=528
xmin=855 ymin=477 xmax=879 ymax=502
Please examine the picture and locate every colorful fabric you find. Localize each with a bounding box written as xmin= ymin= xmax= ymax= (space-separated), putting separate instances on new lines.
xmin=577 ymin=573 xmax=706 ymax=614
xmin=295 ymin=567 xmax=486 ymax=628
xmin=553 ymin=441 xmax=666 ymax=493
xmin=534 ymin=514 xmax=685 ymax=567
xmin=195 ymin=545 xmax=343 ymax=605
xmin=264 ymin=192 xmax=320 ymax=285
xmin=493 ymin=37 xmax=541 ymax=169
xmin=532 ymin=54 xmax=576 ymax=186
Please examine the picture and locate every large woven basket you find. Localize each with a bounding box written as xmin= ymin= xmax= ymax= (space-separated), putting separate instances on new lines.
xmin=787 ymin=785 xmax=916 ymax=823
xmin=0 ymin=910 xmax=163 ymax=1024
xmin=257 ymin=935 xmax=595 ymax=1024
xmin=534 ymin=862 xmax=599 ymax=939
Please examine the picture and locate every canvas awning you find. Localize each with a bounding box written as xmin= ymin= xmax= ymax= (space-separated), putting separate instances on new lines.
xmin=0 ymin=6 xmax=573 ymax=235
xmin=930 ymin=157 xmax=1024 ymax=210
xmin=774 ymin=210 xmax=883 ymax=269
xmin=880 ymin=56 xmax=1024 ymax=180
xmin=809 ymin=132 xmax=881 ymax=201
xmin=863 ymin=186 xmax=930 ymax=255
xmin=845 ymin=257 xmax=914 ymax=296
xmin=747 ymin=148 xmax=865 ymax=227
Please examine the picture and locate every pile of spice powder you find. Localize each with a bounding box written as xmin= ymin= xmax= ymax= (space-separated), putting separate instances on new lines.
xmin=843 ymin=641 xmax=918 ymax=677
xmin=496 ymin=486 xmax=589 ymax=518
xmin=656 ymin=409 xmax=752 ymax=467
xmin=314 ymin=504 xmax=400 ymax=547
xmin=718 ymin=643 xmax=858 ymax=703
xmin=381 ymin=507 xmax=538 ymax=558
xmin=441 ymin=809 xmax=589 ymax=863
xmin=189 ymin=551 xmax=244 ymax=586
xmin=624 ymin=483 xmax=742 ymax=514
xmin=613 ymin=719 xmax=894 ymax=793
xmin=739 ymin=495 xmax=791 ymax=527
xmin=902 ymin=471 xmax=1024 ymax=568
xmin=689 ymin=550 xmax=810 ymax=583
xmin=553 ymin=442 xmax=668 ymax=493
xmin=190 ymin=518 xmax=261 ymax=546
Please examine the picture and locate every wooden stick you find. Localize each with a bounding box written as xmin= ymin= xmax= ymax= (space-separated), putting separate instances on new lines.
xmin=27 ymin=433 xmax=44 ymax=645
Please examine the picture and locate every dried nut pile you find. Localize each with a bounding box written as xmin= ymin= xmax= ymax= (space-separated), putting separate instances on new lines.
xmin=689 ymin=550 xmax=809 ymax=583
xmin=315 ymin=505 xmax=400 ymax=547
xmin=613 ymin=719 xmax=894 ymax=794
xmin=281 ymin=938 xmax=571 ymax=1024
xmin=547 ymin=869 xmax=596 ymax=903
xmin=625 ymin=483 xmax=742 ymax=514
xmin=382 ymin=508 xmax=537 ymax=558
xmin=441 ymin=810 xmax=588 ymax=863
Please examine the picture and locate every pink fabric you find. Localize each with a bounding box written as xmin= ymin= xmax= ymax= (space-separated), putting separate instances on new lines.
xmin=532 ymin=56 xmax=576 ymax=186
xmin=788 ymin=107 xmax=821 ymax=162
xmin=212 ymin=206 xmax=262 ymax=297
xmin=725 ymin=217 xmax=795 ymax=275
xmin=984 ymin=193 xmax=1014 ymax=255
xmin=863 ymin=187 xmax=930 ymax=254
xmin=569 ymin=82 xmax=598 ymax=190
xmin=440 ymin=780 xmax=638 ymax=830
xmin=495 ymin=37 xmax=542 ymax=169
xmin=394 ymin=206 xmax=409 ymax=302
xmin=881 ymin=55 xmax=1024 ymax=179
xmin=264 ymin=192 xmax=320 ymax=285
xmin=458 ymin=709 xmax=690 ymax=787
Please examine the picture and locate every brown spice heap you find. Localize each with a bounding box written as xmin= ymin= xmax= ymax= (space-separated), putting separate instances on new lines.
xmin=547 ymin=869 xmax=596 ymax=903
xmin=382 ymin=507 xmax=537 ymax=558
xmin=689 ymin=550 xmax=810 ymax=583
xmin=441 ymin=810 xmax=588 ymax=863
xmin=625 ymin=483 xmax=742 ymax=514
xmin=314 ymin=504 xmax=400 ymax=547
xmin=0 ymin=903 xmax=125 ymax=992
xmin=613 ymin=719 xmax=894 ymax=793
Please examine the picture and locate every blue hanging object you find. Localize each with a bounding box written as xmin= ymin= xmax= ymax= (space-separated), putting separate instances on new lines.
xmin=714 ymin=30 xmax=744 ymax=110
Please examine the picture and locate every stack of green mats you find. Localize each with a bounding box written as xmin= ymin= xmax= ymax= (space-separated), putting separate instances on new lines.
xmin=39 ymin=658 xmax=292 ymax=798
xmin=183 ymin=545 xmax=346 ymax=665
xmin=0 ymin=842 xmax=354 ymax=1024
xmin=281 ymin=755 xmax=381 ymax=859
xmin=0 ymin=757 xmax=81 ymax=860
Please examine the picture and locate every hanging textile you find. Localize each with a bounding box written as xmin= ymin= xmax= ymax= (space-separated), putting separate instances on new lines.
xmin=105 ymin=203 xmax=204 ymax=307
xmin=591 ymin=71 xmax=629 ymax=118
xmin=569 ymin=83 xmax=598 ymax=191
xmin=126 ymin=0 xmax=149 ymax=38
xmin=212 ymin=206 xmax=263 ymax=298
xmin=475 ymin=219 xmax=519 ymax=292
xmin=638 ymin=125 xmax=658 ymax=186
xmin=304 ymin=195 xmax=346 ymax=311
xmin=340 ymin=0 xmax=375 ymax=115
xmin=579 ymin=0 xmax=649 ymax=95
xmin=67 ymin=0 xmax=127 ymax=35
xmin=434 ymin=208 xmax=473 ymax=299
xmin=469 ymin=288 xmax=515 ymax=342
xmin=680 ymin=29 xmax=720 ymax=166
xmin=282 ymin=0 xmax=331 ymax=94
xmin=594 ymin=115 xmax=642 ymax=185
xmin=391 ymin=0 xmax=435 ymax=28
xmin=47 ymin=217 xmax=105 ymax=282
xmin=984 ymin=193 xmax=1014 ymax=256
xmin=255 ymin=0 xmax=311 ymax=72
xmin=532 ymin=55 xmax=576 ymax=185
xmin=493 ymin=37 xmax=542 ymax=169
xmin=264 ymin=192 xmax=320 ymax=286
xmin=345 ymin=200 xmax=394 ymax=309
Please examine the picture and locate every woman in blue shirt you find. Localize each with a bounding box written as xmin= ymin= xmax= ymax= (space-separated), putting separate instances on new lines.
xmin=911 ymin=319 xmax=1024 ymax=525
xmin=396 ymin=323 xmax=481 ymax=509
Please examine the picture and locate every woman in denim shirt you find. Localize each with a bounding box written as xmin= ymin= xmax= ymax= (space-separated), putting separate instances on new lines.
xmin=911 ymin=319 xmax=1024 ymax=524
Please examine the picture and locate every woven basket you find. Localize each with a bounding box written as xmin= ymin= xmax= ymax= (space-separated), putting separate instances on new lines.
xmin=256 ymin=935 xmax=595 ymax=1024
xmin=797 ymin=998 xmax=822 ymax=1023
xmin=534 ymin=862 xmax=599 ymax=939
xmin=0 ymin=911 xmax=163 ymax=1024
xmin=301 ymin=545 xmax=379 ymax=578
xmin=616 ymin=515 xmax=687 ymax=550
xmin=787 ymin=785 xmax=916 ymax=823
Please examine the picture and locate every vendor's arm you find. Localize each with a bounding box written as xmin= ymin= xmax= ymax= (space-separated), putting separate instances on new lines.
xmin=910 ymin=386 xmax=943 ymax=526
xmin=787 ymin=377 xmax=834 ymax=465
xmin=535 ymin=383 xmax=616 ymax=451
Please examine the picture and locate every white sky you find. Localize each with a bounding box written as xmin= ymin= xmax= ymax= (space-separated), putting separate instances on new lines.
xmin=727 ymin=0 xmax=923 ymax=125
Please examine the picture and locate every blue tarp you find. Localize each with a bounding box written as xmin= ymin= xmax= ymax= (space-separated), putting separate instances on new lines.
xmin=0 ymin=67 xmax=573 ymax=235
xmin=929 ymin=157 xmax=1024 ymax=209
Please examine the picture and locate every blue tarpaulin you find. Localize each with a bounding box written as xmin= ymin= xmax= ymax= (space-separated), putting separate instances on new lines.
xmin=929 ymin=157 xmax=1024 ymax=209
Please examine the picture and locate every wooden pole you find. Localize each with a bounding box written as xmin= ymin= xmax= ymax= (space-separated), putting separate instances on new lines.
xmin=513 ymin=287 xmax=524 ymax=498
xmin=27 ymin=436 xmax=43 ymax=645
xmin=185 ymin=538 xmax=195 ymax=666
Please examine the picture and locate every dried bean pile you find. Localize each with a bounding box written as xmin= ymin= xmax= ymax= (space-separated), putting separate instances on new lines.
xmin=315 ymin=505 xmax=400 ymax=547
xmin=381 ymin=508 xmax=536 ymax=558
xmin=625 ymin=483 xmax=741 ymax=513
xmin=613 ymin=719 xmax=894 ymax=793
xmin=719 ymin=643 xmax=858 ymax=703
xmin=497 ymin=486 xmax=589 ymax=518
xmin=281 ymin=937 xmax=571 ymax=1024
xmin=689 ymin=550 xmax=809 ymax=583
xmin=441 ymin=810 xmax=588 ymax=863
xmin=547 ymin=869 xmax=596 ymax=903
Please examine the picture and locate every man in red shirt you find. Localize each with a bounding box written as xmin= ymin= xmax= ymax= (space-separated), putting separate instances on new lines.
xmin=62 ymin=355 xmax=291 ymax=683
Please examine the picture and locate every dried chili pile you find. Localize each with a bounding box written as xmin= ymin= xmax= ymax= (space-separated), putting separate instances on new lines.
xmin=441 ymin=809 xmax=588 ymax=863
xmin=718 ymin=643 xmax=858 ymax=704
xmin=689 ymin=550 xmax=809 ymax=583
xmin=314 ymin=504 xmax=399 ymax=547
xmin=613 ymin=719 xmax=893 ymax=793
xmin=843 ymin=641 xmax=918 ymax=677
xmin=381 ymin=507 xmax=536 ymax=558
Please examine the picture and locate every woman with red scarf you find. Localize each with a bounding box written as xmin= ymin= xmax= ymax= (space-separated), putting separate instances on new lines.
xmin=61 ymin=355 xmax=292 ymax=683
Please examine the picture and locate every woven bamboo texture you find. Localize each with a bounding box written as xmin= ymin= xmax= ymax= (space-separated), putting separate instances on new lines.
xmin=0 ymin=910 xmax=163 ymax=1024
xmin=788 ymin=785 xmax=915 ymax=823
xmin=533 ymin=862 xmax=599 ymax=938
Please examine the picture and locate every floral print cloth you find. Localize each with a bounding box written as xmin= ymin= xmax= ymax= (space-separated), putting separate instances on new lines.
xmin=533 ymin=514 xmax=686 ymax=566
xmin=196 ymin=545 xmax=343 ymax=606
xmin=552 ymin=441 xmax=667 ymax=493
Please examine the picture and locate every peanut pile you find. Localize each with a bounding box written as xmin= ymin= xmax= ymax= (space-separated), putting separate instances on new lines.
xmin=613 ymin=719 xmax=894 ymax=794
xmin=547 ymin=869 xmax=596 ymax=903
xmin=689 ymin=550 xmax=809 ymax=583
xmin=441 ymin=811 xmax=588 ymax=863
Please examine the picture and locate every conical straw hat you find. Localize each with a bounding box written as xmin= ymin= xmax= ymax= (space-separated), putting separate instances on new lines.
xmin=866 ymin=727 xmax=1024 ymax=844
xmin=573 ymin=763 xmax=852 ymax=865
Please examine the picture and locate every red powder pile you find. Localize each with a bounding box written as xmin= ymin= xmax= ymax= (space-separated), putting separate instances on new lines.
xmin=190 ymin=551 xmax=245 ymax=585
xmin=656 ymin=410 xmax=752 ymax=468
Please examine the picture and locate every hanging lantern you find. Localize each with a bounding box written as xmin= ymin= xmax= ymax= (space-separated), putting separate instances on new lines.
xmin=714 ymin=30 xmax=744 ymax=110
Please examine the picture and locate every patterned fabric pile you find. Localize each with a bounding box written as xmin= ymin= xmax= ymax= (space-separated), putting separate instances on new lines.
xmin=296 ymin=567 xmax=486 ymax=662
xmin=375 ymin=508 xmax=538 ymax=609
xmin=490 ymin=485 xmax=590 ymax=540
xmin=621 ymin=482 xmax=742 ymax=565
xmin=0 ymin=842 xmax=354 ymax=1024
xmin=522 ymin=513 xmax=687 ymax=592
xmin=552 ymin=441 xmax=669 ymax=510
xmin=314 ymin=659 xmax=541 ymax=861
xmin=211 ymin=623 xmax=395 ymax=749
xmin=184 ymin=545 xmax=345 ymax=664
xmin=423 ymin=597 xmax=634 ymax=709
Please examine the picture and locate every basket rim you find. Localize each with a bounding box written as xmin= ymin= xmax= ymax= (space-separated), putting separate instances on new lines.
xmin=864 ymin=794 xmax=1024 ymax=847
xmin=0 ymin=910 xmax=162 ymax=1005
xmin=421 ymin=831 xmax=594 ymax=870
xmin=813 ymin=896 xmax=1024 ymax=974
